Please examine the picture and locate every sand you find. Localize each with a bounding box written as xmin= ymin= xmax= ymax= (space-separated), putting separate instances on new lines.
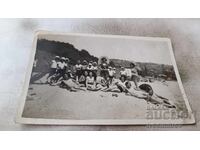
xmin=22 ymin=80 xmax=187 ymax=120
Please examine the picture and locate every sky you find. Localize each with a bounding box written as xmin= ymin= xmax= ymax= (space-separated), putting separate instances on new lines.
xmin=38 ymin=33 xmax=173 ymax=65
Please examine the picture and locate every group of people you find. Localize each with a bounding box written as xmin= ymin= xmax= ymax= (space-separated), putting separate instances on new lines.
xmin=44 ymin=55 xmax=176 ymax=109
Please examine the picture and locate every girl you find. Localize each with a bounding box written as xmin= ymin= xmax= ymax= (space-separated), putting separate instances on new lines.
xmin=86 ymin=71 xmax=101 ymax=91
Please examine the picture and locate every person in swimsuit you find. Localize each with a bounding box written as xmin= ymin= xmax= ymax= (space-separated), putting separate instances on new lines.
xmin=86 ymin=71 xmax=101 ymax=91
xmin=75 ymin=60 xmax=82 ymax=82
xmin=59 ymin=78 xmax=86 ymax=92
xmin=124 ymin=81 xmax=176 ymax=108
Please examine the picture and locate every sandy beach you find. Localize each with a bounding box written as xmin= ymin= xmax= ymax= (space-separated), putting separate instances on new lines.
xmin=22 ymin=80 xmax=186 ymax=120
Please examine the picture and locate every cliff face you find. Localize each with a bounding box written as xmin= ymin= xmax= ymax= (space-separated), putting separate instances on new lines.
xmin=34 ymin=39 xmax=176 ymax=81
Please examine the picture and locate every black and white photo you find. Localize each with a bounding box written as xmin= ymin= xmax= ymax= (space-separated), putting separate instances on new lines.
xmin=16 ymin=31 xmax=195 ymax=125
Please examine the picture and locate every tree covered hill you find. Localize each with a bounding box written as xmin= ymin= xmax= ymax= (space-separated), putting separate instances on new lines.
xmin=34 ymin=39 xmax=176 ymax=80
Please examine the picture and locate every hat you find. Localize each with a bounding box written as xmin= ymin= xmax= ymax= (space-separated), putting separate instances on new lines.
xmin=55 ymin=56 xmax=60 ymax=59
xmin=108 ymin=66 xmax=112 ymax=69
xmin=65 ymin=57 xmax=69 ymax=62
xmin=130 ymin=61 xmax=136 ymax=66
xmin=61 ymin=57 xmax=65 ymax=60
xmin=93 ymin=62 xmax=97 ymax=66
xmin=83 ymin=60 xmax=88 ymax=64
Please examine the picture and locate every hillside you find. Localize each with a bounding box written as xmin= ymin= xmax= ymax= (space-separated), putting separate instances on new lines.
xmin=110 ymin=59 xmax=176 ymax=80
xmin=36 ymin=39 xmax=98 ymax=65
xmin=33 ymin=39 xmax=176 ymax=81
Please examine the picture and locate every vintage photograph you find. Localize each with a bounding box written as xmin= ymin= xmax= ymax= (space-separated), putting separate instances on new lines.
xmin=16 ymin=31 xmax=195 ymax=125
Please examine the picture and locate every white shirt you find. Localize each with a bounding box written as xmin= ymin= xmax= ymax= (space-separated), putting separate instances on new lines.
xmin=120 ymin=70 xmax=127 ymax=76
xmin=51 ymin=60 xmax=57 ymax=69
xmin=108 ymin=70 xmax=115 ymax=76
xmin=125 ymin=68 xmax=132 ymax=77
xmin=57 ymin=62 xmax=65 ymax=69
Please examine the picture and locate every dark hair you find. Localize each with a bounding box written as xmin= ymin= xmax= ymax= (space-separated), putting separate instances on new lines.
xmin=120 ymin=75 xmax=127 ymax=81
xmin=139 ymin=84 xmax=153 ymax=96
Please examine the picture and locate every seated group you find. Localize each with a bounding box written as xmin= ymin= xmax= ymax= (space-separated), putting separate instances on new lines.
xmin=46 ymin=56 xmax=176 ymax=109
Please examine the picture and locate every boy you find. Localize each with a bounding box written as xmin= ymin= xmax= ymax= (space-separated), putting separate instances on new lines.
xmin=47 ymin=56 xmax=60 ymax=80
xmin=108 ymin=66 xmax=115 ymax=85
xmin=75 ymin=60 xmax=82 ymax=82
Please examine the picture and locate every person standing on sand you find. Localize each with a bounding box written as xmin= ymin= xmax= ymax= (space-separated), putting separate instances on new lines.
xmin=129 ymin=62 xmax=141 ymax=89
xmin=99 ymin=57 xmax=109 ymax=80
xmin=47 ymin=56 xmax=60 ymax=80
xmin=82 ymin=60 xmax=88 ymax=73
xmin=75 ymin=60 xmax=82 ymax=82
xmin=55 ymin=57 xmax=66 ymax=81
xmin=87 ymin=62 xmax=94 ymax=71
xmin=108 ymin=66 xmax=115 ymax=85
xmin=120 ymin=66 xmax=127 ymax=79
xmin=92 ymin=61 xmax=98 ymax=81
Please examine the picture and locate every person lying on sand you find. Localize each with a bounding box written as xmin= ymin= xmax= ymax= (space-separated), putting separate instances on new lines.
xmin=124 ymin=81 xmax=176 ymax=108
xmin=59 ymin=78 xmax=86 ymax=92
xmin=101 ymin=76 xmax=127 ymax=93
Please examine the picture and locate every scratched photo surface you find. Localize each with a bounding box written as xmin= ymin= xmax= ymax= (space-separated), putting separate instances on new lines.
xmin=18 ymin=32 xmax=194 ymax=124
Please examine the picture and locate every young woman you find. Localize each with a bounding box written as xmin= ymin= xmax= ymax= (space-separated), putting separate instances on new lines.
xmin=78 ymin=70 xmax=88 ymax=87
xmin=86 ymin=71 xmax=101 ymax=91
xmin=59 ymin=78 xmax=86 ymax=92
xmin=101 ymin=76 xmax=127 ymax=93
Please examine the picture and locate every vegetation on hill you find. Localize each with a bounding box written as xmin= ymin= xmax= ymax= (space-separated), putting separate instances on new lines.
xmin=34 ymin=39 xmax=176 ymax=80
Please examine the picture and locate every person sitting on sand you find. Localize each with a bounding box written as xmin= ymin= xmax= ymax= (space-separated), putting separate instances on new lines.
xmin=59 ymin=78 xmax=86 ymax=92
xmin=101 ymin=76 xmax=127 ymax=93
xmin=86 ymin=71 xmax=101 ymax=91
xmin=124 ymin=81 xmax=176 ymax=108
xmin=78 ymin=70 xmax=88 ymax=87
